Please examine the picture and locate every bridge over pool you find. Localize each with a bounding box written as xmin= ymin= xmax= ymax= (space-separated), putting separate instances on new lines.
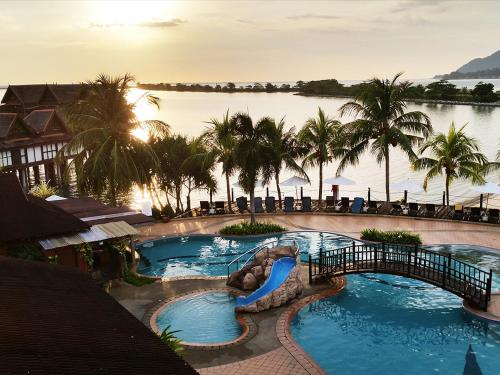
xmin=308 ymin=243 xmax=493 ymax=311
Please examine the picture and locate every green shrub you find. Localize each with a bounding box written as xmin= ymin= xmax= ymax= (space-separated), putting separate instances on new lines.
xmin=219 ymin=221 xmax=287 ymax=235
xmin=124 ymin=267 xmax=156 ymax=286
xmin=159 ymin=325 xmax=184 ymax=354
xmin=7 ymin=242 xmax=44 ymax=261
xmin=360 ymin=228 xmax=422 ymax=245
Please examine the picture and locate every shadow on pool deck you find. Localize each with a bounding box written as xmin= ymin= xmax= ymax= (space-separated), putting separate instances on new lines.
xmin=109 ymin=265 xmax=332 ymax=369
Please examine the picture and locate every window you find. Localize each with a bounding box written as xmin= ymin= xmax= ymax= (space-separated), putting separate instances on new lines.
xmin=42 ymin=143 xmax=58 ymax=160
xmin=0 ymin=151 xmax=12 ymax=167
xmin=20 ymin=148 xmax=27 ymax=164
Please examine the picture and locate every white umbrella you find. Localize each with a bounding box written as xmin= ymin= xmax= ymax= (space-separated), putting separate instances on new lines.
xmin=323 ymin=176 xmax=355 ymax=185
xmin=390 ymin=179 xmax=424 ymax=193
xmin=280 ymin=176 xmax=310 ymax=199
xmin=471 ymin=182 xmax=500 ymax=209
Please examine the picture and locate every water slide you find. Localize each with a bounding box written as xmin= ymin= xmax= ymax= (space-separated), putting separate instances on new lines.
xmin=235 ymin=257 xmax=296 ymax=308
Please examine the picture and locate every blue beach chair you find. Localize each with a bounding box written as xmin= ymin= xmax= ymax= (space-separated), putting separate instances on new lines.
xmin=351 ymin=197 xmax=364 ymax=214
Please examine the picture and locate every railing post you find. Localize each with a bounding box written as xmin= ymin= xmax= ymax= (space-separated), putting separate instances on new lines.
xmin=447 ymin=253 xmax=452 ymax=280
xmin=486 ymin=269 xmax=493 ymax=304
xmin=352 ymin=241 xmax=356 ymax=266
xmin=382 ymin=242 xmax=386 ymax=268
xmin=319 ymin=248 xmax=323 ymax=274
xmin=374 ymin=244 xmax=378 ymax=271
xmin=442 ymin=256 xmax=447 ymax=287
xmin=414 ymin=245 xmax=418 ymax=274
xmin=407 ymin=248 xmax=411 ymax=276
xmin=308 ymin=255 xmax=313 ymax=284
xmin=343 ymin=247 xmax=347 ymax=273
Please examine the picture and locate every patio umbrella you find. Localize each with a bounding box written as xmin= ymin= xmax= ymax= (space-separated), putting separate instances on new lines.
xmin=280 ymin=176 xmax=310 ymax=199
xmin=471 ymin=181 xmax=500 ymax=209
xmin=323 ymin=176 xmax=355 ymax=202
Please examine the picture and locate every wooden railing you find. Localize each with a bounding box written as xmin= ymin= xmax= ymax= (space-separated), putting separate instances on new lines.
xmin=309 ymin=242 xmax=493 ymax=311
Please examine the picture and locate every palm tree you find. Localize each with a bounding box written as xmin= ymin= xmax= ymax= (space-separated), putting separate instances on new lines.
xmin=230 ymin=113 xmax=276 ymax=224
xmin=58 ymin=73 xmax=169 ymax=206
xmin=338 ymin=73 xmax=432 ymax=202
xmin=198 ymin=111 xmax=236 ymax=212
xmin=412 ymin=123 xmax=489 ymax=207
xmin=298 ymin=107 xmax=341 ymax=208
xmin=266 ymin=118 xmax=308 ymax=209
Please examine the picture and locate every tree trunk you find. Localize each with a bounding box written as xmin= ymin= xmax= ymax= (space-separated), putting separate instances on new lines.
xmin=445 ymin=174 xmax=450 ymax=208
xmin=318 ymin=161 xmax=323 ymax=209
xmin=186 ymin=193 xmax=191 ymax=211
xmin=276 ymin=173 xmax=282 ymax=210
xmin=385 ymin=149 xmax=390 ymax=202
xmin=249 ymin=188 xmax=256 ymax=224
xmin=225 ymin=172 xmax=233 ymax=213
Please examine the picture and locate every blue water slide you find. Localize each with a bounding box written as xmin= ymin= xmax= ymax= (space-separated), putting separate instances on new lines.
xmin=235 ymin=256 xmax=296 ymax=307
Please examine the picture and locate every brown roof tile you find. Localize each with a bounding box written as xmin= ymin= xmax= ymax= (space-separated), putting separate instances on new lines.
xmin=23 ymin=109 xmax=56 ymax=134
xmin=0 ymin=113 xmax=17 ymax=138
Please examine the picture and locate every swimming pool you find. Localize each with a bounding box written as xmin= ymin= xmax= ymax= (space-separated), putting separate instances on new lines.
xmin=136 ymin=231 xmax=358 ymax=278
xmin=155 ymin=291 xmax=242 ymax=345
xmin=290 ymin=273 xmax=500 ymax=374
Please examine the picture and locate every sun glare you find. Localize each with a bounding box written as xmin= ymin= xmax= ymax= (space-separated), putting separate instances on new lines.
xmin=89 ymin=1 xmax=172 ymax=26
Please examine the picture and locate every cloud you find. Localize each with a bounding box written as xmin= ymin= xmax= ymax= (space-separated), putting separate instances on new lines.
xmin=392 ymin=0 xmax=449 ymax=14
xmin=236 ymin=19 xmax=254 ymax=24
xmin=287 ymin=13 xmax=340 ymax=20
xmin=90 ymin=18 xmax=187 ymax=29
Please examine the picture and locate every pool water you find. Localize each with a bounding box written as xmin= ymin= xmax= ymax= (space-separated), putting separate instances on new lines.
xmin=290 ymin=274 xmax=500 ymax=375
xmin=156 ymin=292 xmax=242 ymax=344
xmin=136 ymin=231 xmax=358 ymax=277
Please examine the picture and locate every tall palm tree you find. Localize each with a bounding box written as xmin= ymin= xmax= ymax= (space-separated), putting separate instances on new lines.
xmin=198 ymin=111 xmax=236 ymax=212
xmin=413 ymin=123 xmax=489 ymax=207
xmin=230 ymin=113 xmax=276 ymax=224
xmin=58 ymin=73 xmax=169 ymax=206
xmin=338 ymin=73 xmax=432 ymax=202
xmin=298 ymin=107 xmax=341 ymax=208
xmin=266 ymin=118 xmax=308 ymax=209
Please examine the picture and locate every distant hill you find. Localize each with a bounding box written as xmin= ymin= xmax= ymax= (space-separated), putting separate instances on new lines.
xmin=435 ymin=50 xmax=500 ymax=79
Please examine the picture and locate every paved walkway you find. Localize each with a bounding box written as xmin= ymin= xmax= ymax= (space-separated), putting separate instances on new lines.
xmin=139 ymin=213 xmax=500 ymax=249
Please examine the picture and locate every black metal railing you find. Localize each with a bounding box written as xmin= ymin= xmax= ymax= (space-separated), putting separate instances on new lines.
xmin=309 ymin=242 xmax=493 ymax=311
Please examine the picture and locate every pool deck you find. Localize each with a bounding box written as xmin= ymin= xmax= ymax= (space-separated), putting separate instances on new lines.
xmin=111 ymin=213 xmax=500 ymax=374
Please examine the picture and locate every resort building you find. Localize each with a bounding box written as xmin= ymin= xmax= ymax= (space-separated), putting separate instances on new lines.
xmin=0 ymin=84 xmax=82 ymax=190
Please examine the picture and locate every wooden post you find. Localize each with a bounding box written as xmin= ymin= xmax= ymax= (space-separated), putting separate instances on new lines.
xmin=300 ymin=186 xmax=303 ymax=199
xmin=231 ymin=188 xmax=235 ymax=203
xmin=442 ymin=191 xmax=446 ymax=206
xmin=266 ymin=187 xmax=269 ymax=197
xmin=368 ymin=187 xmax=371 ymax=204
xmin=404 ymin=190 xmax=408 ymax=205
xmin=480 ymin=194 xmax=484 ymax=211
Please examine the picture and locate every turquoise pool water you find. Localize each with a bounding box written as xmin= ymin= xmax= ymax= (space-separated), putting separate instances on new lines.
xmin=136 ymin=231 xmax=357 ymax=277
xmin=291 ymin=274 xmax=500 ymax=375
xmin=156 ymin=292 xmax=242 ymax=344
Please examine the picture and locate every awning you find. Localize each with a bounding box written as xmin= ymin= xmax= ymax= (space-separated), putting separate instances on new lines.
xmin=39 ymin=221 xmax=138 ymax=250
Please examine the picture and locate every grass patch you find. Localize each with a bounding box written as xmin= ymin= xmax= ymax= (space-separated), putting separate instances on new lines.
xmin=360 ymin=228 xmax=422 ymax=245
xmin=124 ymin=267 xmax=156 ymax=286
xmin=219 ymin=221 xmax=287 ymax=235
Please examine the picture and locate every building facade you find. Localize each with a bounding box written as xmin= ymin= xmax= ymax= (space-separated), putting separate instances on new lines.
xmin=0 ymin=84 xmax=82 ymax=190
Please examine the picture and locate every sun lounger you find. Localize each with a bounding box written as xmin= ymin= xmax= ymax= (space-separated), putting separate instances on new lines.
xmin=469 ymin=207 xmax=481 ymax=222
xmin=351 ymin=197 xmax=364 ymax=214
xmin=339 ymin=197 xmax=350 ymax=213
xmin=254 ymin=197 xmax=264 ymax=213
xmin=236 ymin=196 xmax=248 ymax=213
xmin=407 ymin=202 xmax=419 ymax=217
xmin=284 ymin=197 xmax=294 ymax=212
xmin=391 ymin=203 xmax=403 ymax=215
xmin=200 ymin=201 xmax=210 ymax=215
xmin=424 ymin=204 xmax=436 ymax=218
xmin=265 ymin=196 xmax=276 ymax=213
xmin=452 ymin=204 xmax=464 ymax=220
xmin=488 ymin=209 xmax=499 ymax=224
xmin=302 ymin=196 xmax=312 ymax=212
xmin=325 ymin=196 xmax=335 ymax=211
xmin=367 ymin=201 xmax=378 ymax=214
xmin=215 ymin=201 xmax=225 ymax=214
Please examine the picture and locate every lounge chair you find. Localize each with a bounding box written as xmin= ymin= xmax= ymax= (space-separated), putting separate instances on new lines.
xmin=407 ymin=202 xmax=419 ymax=217
xmin=391 ymin=203 xmax=403 ymax=215
xmin=325 ymin=196 xmax=335 ymax=211
xmin=265 ymin=196 xmax=276 ymax=213
xmin=452 ymin=204 xmax=464 ymax=220
xmin=302 ymin=196 xmax=312 ymax=212
xmin=200 ymin=201 xmax=210 ymax=215
xmin=284 ymin=196 xmax=294 ymax=212
xmin=424 ymin=204 xmax=436 ymax=218
xmin=351 ymin=197 xmax=364 ymax=214
xmin=236 ymin=196 xmax=248 ymax=213
xmin=367 ymin=201 xmax=378 ymax=214
xmin=488 ymin=209 xmax=499 ymax=224
xmin=469 ymin=207 xmax=481 ymax=222
xmin=215 ymin=201 xmax=225 ymax=214
xmin=254 ymin=197 xmax=264 ymax=213
xmin=338 ymin=197 xmax=350 ymax=213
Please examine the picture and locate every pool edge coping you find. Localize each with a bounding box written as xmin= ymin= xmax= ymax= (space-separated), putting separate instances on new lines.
xmin=275 ymin=277 xmax=347 ymax=375
xmin=146 ymin=287 xmax=257 ymax=350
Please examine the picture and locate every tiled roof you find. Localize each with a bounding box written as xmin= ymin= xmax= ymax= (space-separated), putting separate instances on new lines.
xmin=0 ymin=174 xmax=89 ymax=242
xmin=1 ymin=84 xmax=83 ymax=106
xmin=0 ymin=256 xmax=197 ymax=375
xmin=23 ymin=109 xmax=56 ymax=134
xmin=0 ymin=113 xmax=17 ymax=138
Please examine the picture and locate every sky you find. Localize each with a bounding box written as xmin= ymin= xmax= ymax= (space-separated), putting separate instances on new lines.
xmin=1 ymin=0 xmax=499 ymax=84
